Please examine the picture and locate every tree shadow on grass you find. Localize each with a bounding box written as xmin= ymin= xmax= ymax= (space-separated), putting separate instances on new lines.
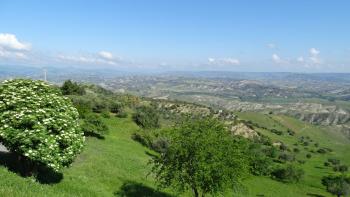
xmin=306 ymin=193 xmax=325 ymax=197
xmin=84 ymin=131 xmax=105 ymax=139
xmin=114 ymin=181 xmax=173 ymax=197
xmin=0 ymin=151 xmax=63 ymax=184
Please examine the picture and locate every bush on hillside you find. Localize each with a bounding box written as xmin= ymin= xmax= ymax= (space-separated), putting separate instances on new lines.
xmin=306 ymin=153 xmax=312 ymax=159
xmin=70 ymin=96 xmax=93 ymax=118
xmin=278 ymin=153 xmax=295 ymax=162
xmin=61 ymin=80 xmax=85 ymax=95
xmin=328 ymin=158 xmax=341 ymax=166
xmin=333 ymin=165 xmax=348 ymax=173
xmin=132 ymin=106 xmax=160 ymax=129
xmin=101 ymin=111 xmax=111 ymax=118
xmin=81 ymin=114 xmax=109 ymax=137
xmin=110 ymin=102 xmax=123 ymax=113
xmin=322 ymin=175 xmax=350 ymax=197
xmin=263 ymin=146 xmax=279 ymax=158
xmin=287 ymin=129 xmax=295 ymax=136
xmin=92 ymin=101 xmax=108 ymax=113
xmin=317 ymin=148 xmax=327 ymax=154
xmin=272 ymin=165 xmax=304 ymax=183
xmin=293 ymin=148 xmax=300 ymax=153
xmin=0 ymin=79 xmax=84 ymax=172
xmin=248 ymin=144 xmax=274 ymax=176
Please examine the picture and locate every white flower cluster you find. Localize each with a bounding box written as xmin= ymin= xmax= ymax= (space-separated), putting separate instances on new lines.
xmin=0 ymin=79 xmax=85 ymax=171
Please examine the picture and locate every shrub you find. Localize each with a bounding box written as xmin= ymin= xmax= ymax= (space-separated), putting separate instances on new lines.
xmin=132 ymin=106 xmax=160 ymax=129
xmin=306 ymin=153 xmax=312 ymax=159
xmin=279 ymin=143 xmax=288 ymax=151
xmin=101 ymin=111 xmax=111 ymax=118
xmin=70 ymin=97 xmax=92 ymax=118
xmin=81 ymin=114 xmax=109 ymax=137
xmin=317 ymin=148 xmax=327 ymax=154
xmin=328 ymin=158 xmax=340 ymax=166
xmin=263 ymin=146 xmax=279 ymax=158
xmin=271 ymin=129 xmax=283 ymax=135
xmin=61 ymin=80 xmax=85 ymax=95
xmin=322 ymin=175 xmax=350 ymax=197
xmin=339 ymin=165 xmax=349 ymax=173
xmin=324 ymin=162 xmax=331 ymax=167
xmin=334 ymin=165 xmax=349 ymax=173
xmin=131 ymin=132 xmax=150 ymax=147
xmin=92 ymin=101 xmax=108 ymax=113
xmin=272 ymin=165 xmax=304 ymax=183
xmin=287 ymin=129 xmax=295 ymax=136
xmin=110 ymin=102 xmax=123 ymax=113
xmin=250 ymin=156 xmax=274 ymax=176
xmin=0 ymin=79 xmax=84 ymax=172
xmin=151 ymin=137 xmax=169 ymax=153
xmin=279 ymin=153 xmax=295 ymax=162
xmin=293 ymin=148 xmax=300 ymax=153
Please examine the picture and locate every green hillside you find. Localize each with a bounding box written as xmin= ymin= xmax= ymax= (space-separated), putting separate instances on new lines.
xmin=235 ymin=112 xmax=350 ymax=197
xmin=0 ymin=111 xmax=349 ymax=196
xmin=0 ymin=116 xmax=171 ymax=197
xmin=0 ymin=80 xmax=350 ymax=197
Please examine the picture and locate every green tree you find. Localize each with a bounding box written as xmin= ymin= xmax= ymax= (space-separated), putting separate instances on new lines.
xmin=61 ymin=80 xmax=85 ymax=95
xmin=151 ymin=118 xmax=249 ymax=197
xmin=322 ymin=175 xmax=350 ymax=197
xmin=81 ymin=113 xmax=109 ymax=137
xmin=0 ymin=79 xmax=84 ymax=172
xmin=271 ymin=165 xmax=304 ymax=183
xmin=132 ymin=106 xmax=160 ymax=129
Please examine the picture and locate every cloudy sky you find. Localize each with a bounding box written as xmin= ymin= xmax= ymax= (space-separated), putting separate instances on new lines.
xmin=0 ymin=0 xmax=350 ymax=72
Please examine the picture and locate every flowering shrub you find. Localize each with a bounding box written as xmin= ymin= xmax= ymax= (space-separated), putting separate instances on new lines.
xmin=0 ymin=79 xmax=85 ymax=171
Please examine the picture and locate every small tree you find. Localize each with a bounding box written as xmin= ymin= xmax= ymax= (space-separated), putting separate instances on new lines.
xmin=81 ymin=114 xmax=109 ymax=137
xmin=132 ymin=106 xmax=160 ymax=129
xmin=61 ymin=80 xmax=85 ymax=95
xmin=151 ymin=118 xmax=249 ymax=197
xmin=0 ymin=79 xmax=84 ymax=172
xmin=272 ymin=165 xmax=304 ymax=183
xmin=322 ymin=175 xmax=350 ymax=197
xmin=110 ymin=102 xmax=123 ymax=113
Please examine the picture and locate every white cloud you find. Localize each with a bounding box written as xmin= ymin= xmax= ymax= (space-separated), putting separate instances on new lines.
xmin=0 ymin=33 xmax=31 ymax=51
xmin=308 ymin=48 xmax=322 ymax=64
xmin=57 ymin=51 xmax=123 ymax=66
xmin=272 ymin=53 xmax=282 ymax=63
xmin=310 ymin=48 xmax=320 ymax=56
xmin=0 ymin=33 xmax=31 ymax=60
xmin=98 ymin=51 xmax=114 ymax=60
xmin=297 ymin=56 xmax=304 ymax=62
xmin=208 ymin=57 xmax=215 ymax=63
xmin=208 ymin=57 xmax=240 ymax=65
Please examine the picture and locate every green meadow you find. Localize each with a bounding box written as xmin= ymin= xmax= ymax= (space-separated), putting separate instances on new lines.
xmin=0 ymin=112 xmax=349 ymax=196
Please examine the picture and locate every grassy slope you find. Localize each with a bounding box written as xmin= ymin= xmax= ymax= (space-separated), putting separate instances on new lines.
xmin=235 ymin=112 xmax=350 ymax=197
xmin=0 ymin=116 xmax=170 ymax=197
xmin=0 ymin=112 xmax=349 ymax=196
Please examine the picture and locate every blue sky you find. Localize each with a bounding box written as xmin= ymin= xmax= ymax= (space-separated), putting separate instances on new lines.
xmin=0 ymin=0 xmax=349 ymax=72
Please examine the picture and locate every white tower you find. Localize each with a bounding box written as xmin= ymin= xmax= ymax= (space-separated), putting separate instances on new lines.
xmin=43 ymin=69 xmax=47 ymax=81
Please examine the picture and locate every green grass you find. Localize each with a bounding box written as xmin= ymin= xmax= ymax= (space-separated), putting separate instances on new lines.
xmin=0 ymin=112 xmax=349 ymax=196
xmin=234 ymin=112 xmax=350 ymax=197
xmin=0 ymin=116 xmax=171 ymax=197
